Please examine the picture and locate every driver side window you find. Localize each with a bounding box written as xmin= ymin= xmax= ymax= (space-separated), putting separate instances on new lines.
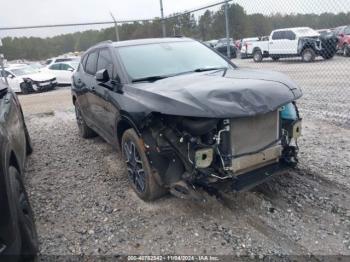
xmin=97 ymin=49 xmax=114 ymax=78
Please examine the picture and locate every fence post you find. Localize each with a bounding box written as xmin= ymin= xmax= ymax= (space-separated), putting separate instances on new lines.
xmin=160 ymin=0 xmax=166 ymax=37
xmin=224 ymin=0 xmax=231 ymax=59
xmin=110 ymin=12 xmax=120 ymax=42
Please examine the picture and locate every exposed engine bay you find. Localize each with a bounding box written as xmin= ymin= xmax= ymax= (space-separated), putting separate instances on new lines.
xmin=141 ymin=102 xmax=302 ymax=196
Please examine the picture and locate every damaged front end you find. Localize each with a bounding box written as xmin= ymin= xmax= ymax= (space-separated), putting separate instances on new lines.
xmin=140 ymin=102 xmax=302 ymax=198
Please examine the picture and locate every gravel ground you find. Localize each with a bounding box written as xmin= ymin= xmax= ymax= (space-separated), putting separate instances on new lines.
xmin=18 ymin=86 xmax=350 ymax=257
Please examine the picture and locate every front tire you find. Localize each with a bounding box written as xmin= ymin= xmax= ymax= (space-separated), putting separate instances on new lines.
xmin=8 ymin=166 xmax=38 ymax=256
xmin=301 ymin=48 xmax=316 ymax=62
xmin=74 ymin=104 xmax=97 ymax=139
xmin=122 ymin=129 xmax=166 ymax=201
xmin=253 ymin=50 xmax=263 ymax=62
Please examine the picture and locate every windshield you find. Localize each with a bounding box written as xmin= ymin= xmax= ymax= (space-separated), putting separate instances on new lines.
xmin=11 ymin=66 xmax=38 ymax=76
xmin=69 ymin=61 xmax=79 ymax=69
xmin=116 ymin=41 xmax=231 ymax=80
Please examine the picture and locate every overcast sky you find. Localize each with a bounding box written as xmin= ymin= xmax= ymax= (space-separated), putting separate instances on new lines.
xmin=0 ymin=0 xmax=349 ymax=38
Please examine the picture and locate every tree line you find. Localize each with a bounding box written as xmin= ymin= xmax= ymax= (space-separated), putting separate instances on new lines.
xmin=1 ymin=3 xmax=350 ymax=61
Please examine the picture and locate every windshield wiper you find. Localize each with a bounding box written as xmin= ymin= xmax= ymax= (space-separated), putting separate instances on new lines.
xmin=132 ymin=75 xmax=169 ymax=83
xmin=193 ymin=67 xmax=227 ymax=72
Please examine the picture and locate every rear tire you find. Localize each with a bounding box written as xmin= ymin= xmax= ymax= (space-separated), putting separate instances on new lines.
xmin=122 ymin=129 xmax=166 ymax=201
xmin=74 ymin=104 xmax=97 ymax=139
xmin=301 ymin=48 xmax=316 ymax=62
xmin=8 ymin=166 xmax=38 ymax=256
xmin=253 ymin=50 xmax=263 ymax=62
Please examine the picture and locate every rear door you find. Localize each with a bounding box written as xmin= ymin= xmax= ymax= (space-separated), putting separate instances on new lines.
xmin=48 ymin=63 xmax=63 ymax=83
xmin=74 ymin=52 xmax=98 ymax=128
xmin=90 ymin=48 xmax=118 ymax=142
xmin=269 ymin=31 xmax=287 ymax=54
xmin=59 ymin=63 xmax=74 ymax=84
xmin=283 ymin=30 xmax=298 ymax=54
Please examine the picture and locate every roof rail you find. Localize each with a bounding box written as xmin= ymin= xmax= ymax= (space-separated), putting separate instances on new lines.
xmin=91 ymin=40 xmax=113 ymax=48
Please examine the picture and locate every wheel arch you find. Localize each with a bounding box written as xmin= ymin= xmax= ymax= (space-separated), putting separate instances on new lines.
xmin=116 ymin=115 xmax=142 ymax=147
xmin=252 ymin=47 xmax=262 ymax=54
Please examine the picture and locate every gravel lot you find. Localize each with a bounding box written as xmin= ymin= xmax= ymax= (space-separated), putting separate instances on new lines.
xmin=18 ymin=56 xmax=350 ymax=257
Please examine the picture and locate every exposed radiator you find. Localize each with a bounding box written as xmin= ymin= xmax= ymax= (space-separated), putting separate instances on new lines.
xmin=229 ymin=110 xmax=281 ymax=174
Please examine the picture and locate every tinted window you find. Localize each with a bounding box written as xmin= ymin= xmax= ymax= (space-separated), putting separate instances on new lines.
xmin=49 ymin=64 xmax=61 ymax=70
xmin=85 ymin=52 xmax=98 ymax=75
xmin=97 ymin=49 xmax=114 ymax=77
xmin=272 ymin=31 xmax=285 ymax=40
xmin=285 ymin=31 xmax=296 ymax=40
xmin=81 ymin=55 xmax=88 ymax=71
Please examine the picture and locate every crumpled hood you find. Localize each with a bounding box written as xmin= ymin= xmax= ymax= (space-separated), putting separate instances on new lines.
xmin=125 ymin=68 xmax=302 ymax=118
xmin=21 ymin=72 xmax=56 ymax=81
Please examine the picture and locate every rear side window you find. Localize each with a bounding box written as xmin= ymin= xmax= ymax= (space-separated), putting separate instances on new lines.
xmin=60 ymin=64 xmax=73 ymax=71
xmin=284 ymin=31 xmax=296 ymax=40
xmin=49 ymin=64 xmax=61 ymax=70
xmin=85 ymin=52 xmax=98 ymax=75
xmin=272 ymin=31 xmax=285 ymax=40
xmin=97 ymin=49 xmax=114 ymax=78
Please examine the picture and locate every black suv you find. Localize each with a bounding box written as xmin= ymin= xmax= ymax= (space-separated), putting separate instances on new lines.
xmin=0 ymin=79 xmax=38 ymax=258
xmin=72 ymin=38 xmax=302 ymax=201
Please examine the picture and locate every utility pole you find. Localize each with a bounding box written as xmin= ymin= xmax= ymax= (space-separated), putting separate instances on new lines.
xmin=110 ymin=12 xmax=120 ymax=42
xmin=224 ymin=0 xmax=231 ymax=59
xmin=160 ymin=0 xmax=166 ymax=37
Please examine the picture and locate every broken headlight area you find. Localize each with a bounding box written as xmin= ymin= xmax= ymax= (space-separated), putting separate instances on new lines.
xmin=141 ymin=104 xmax=302 ymax=194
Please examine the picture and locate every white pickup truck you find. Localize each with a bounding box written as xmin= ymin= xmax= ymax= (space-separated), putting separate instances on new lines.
xmin=245 ymin=27 xmax=338 ymax=62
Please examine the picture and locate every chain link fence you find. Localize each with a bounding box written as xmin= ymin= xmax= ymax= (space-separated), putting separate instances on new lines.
xmin=0 ymin=0 xmax=349 ymax=126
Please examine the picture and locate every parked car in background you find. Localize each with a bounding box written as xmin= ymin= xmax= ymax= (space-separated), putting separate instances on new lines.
xmin=215 ymin=38 xmax=234 ymax=47
xmin=1 ymin=65 xmax=57 ymax=94
xmin=240 ymin=37 xmax=261 ymax=58
xmin=317 ymin=29 xmax=332 ymax=36
xmin=214 ymin=43 xmax=237 ymax=59
xmin=0 ymin=78 xmax=38 ymax=257
xmin=72 ymin=38 xmax=302 ymax=202
xmin=204 ymin=39 xmax=218 ymax=48
xmin=28 ymin=62 xmax=45 ymax=72
xmin=44 ymin=61 xmax=79 ymax=85
xmin=246 ymin=27 xmax=338 ymax=62
xmin=45 ymin=56 xmax=79 ymax=67
xmin=333 ymin=25 xmax=350 ymax=56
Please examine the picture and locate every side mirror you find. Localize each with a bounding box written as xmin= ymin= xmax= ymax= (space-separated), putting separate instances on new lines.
xmin=96 ymin=69 xmax=110 ymax=83
xmin=340 ymin=33 xmax=344 ymax=37
xmin=68 ymin=68 xmax=74 ymax=72
xmin=9 ymin=74 xmax=15 ymax=79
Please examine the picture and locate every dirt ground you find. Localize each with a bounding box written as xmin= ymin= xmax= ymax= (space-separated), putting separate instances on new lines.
xmin=18 ymin=85 xmax=350 ymax=258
